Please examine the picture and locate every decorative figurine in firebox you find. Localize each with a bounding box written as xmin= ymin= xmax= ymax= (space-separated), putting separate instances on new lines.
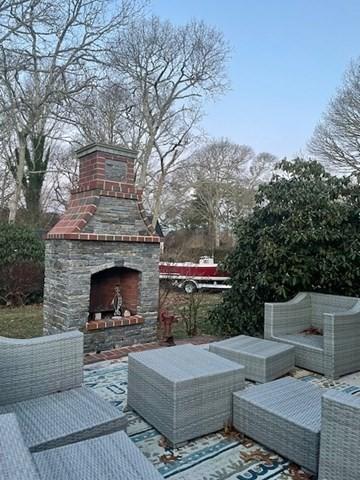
xmin=111 ymin=285 xmax=123 ymax=317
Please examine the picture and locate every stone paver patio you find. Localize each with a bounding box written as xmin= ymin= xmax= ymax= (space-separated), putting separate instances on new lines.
xmin=84 ymin=341 xmax=360 ymax=480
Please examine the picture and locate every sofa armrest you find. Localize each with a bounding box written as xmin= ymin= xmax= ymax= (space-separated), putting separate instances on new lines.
xmin=323 ymin=303 xmax=360 ymax=378
xmin=319 ymin=390 xmax=360 ymax=479
xmin=0 ymin=413 xmax=40 ymax=479
xmin=0 ymin=330 xmax=83 ymax=406
xmin=264 ymin=292 xmax=311 ymax=338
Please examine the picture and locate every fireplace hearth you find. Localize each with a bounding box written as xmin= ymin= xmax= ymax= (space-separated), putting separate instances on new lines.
xmin=43 ymin=144 xmax=160 ymax=352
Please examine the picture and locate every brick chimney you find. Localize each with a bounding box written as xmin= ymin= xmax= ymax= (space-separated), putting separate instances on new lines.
xmin=47 ymin=143 xmax=157 ymax=241
xmin=44 ymin=144 xmax=160 ymax=353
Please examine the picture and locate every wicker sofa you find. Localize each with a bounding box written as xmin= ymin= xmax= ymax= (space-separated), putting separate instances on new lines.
xmin=264 ymin=292 xmax=360 ymax=378
xmin=0 ymin=331 xmax=164 ymax=479
xmin=0 ymin=413 xmax=163 ymax=480
xmin=0 ymin=331 xmax=127 ymax=452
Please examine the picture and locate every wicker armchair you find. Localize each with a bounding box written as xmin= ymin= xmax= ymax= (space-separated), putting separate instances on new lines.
xmin=0 ymin=331 xmax=126 ymax=452
xmin=264 ymin=292 xmax=360 ymax=378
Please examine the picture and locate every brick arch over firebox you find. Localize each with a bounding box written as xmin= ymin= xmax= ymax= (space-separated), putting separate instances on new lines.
xmin=89 ymin=260 xmax=143 ymax=276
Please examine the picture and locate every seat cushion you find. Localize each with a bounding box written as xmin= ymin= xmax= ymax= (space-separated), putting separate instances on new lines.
xmin=33 ymin=431 xmax=163 ymax=480
xmin=280 ymin=333 xmax=323 ymax=350
xmin=276 ymin=334 xmax=324 ymax=373
xmin=233 ymin=377 xmax=325 ymax=473
xmin=234 ymin=377 xmax=324 ymax=432
xmin=0 ymin=387 xmax=127 ymax=452
xmin=0 ymin=413 xmax=40 ymax=480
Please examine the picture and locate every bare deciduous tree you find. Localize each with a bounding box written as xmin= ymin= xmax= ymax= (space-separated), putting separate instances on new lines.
xmin=309 ymin=60 xmax=360 ymax=174
xmin=73 ymin=17 xmax=229 ymax=228
xmin=165 ymin=139 xmax=276 ymax=251
xmin=183 ymin=140 xmax=253 ymax=249
xmin=109 ymin=16 xmax=230 ymax=214
xmin=0 ymin=0 xmax=34 ymax=44
xmin=146 ymin=107 xmax=203 ymax=228
xmin=41 ymin=143 xmax=79 ymax=213
xmin=0 ymin=0 xmax=142 ymax=223
xmin=71 ymin=82 xmax=142 ymax=147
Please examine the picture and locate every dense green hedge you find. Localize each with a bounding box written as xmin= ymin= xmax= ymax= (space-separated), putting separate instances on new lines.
xmin=209 ymin=159 xmax=360 ymax=336
xmin=0 ymin=223 xmax=44 ymax=305
xmin=0 ymin=223 xmax=44 ymax=265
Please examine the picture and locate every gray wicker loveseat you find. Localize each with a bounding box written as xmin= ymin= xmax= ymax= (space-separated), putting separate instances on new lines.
xmin=0 ymin=413 xmax=163 ymax=480
xmin=0 ymin=331 xmax=127 ymax=452
xmin=264 ymin=292 xmax=360 ymax=378
xmin=0 ymin=331 xmax=164 ymax=479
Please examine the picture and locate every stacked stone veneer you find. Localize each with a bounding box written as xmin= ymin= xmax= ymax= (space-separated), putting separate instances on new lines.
xmin=44 ymin=144 xmax=160 ymax=353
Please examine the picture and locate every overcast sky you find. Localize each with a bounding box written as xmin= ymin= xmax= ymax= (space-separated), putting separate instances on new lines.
xmin=151 ymin=0 xmax=360 ymax=159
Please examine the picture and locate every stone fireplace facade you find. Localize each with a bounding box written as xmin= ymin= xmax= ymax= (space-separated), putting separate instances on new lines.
xmin=43 ymin=144 xmax=160 ymax=352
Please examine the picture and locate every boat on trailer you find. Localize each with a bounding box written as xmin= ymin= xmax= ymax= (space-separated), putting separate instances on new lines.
xmin=159 ymin=256 xmax=231 ymax=293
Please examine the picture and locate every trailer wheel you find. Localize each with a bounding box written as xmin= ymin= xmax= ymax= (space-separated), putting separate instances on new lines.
xmin=183 ymin=281 xmax=197 ymax=294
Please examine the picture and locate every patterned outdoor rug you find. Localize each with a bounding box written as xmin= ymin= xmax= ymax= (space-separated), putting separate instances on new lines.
xmin=84 ymin=358 xmax=360 ymax=480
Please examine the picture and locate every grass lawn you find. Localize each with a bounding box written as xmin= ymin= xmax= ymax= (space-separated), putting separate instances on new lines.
xmin=0 ymin=305 xmax=43 ymax=338
xmin=0 ymin=290 xmax=222 ymax=340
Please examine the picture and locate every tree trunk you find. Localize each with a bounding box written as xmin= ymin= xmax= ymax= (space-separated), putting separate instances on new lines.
xmin=138 ymin=134 xmax=156 ymax=188
xmin=151 ymin=172 xmax=165 ymax=229
xmin=23 ymin=135 xmax=49 ymax=224
xmin=8 ymin=132 xmax=26 ymax=223
xmin=24 ymin=182 xmax=42 ymax=224
xmin=208 ymin=200 xmax=220 ymax=253
xmin=214 ymin=222 xmax=220 ymax=249
xmin=0 ymin=165 xmax=10 ymax=210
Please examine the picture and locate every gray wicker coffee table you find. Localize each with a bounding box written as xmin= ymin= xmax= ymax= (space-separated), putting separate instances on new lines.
xmin=128 ymin=344 xmax=245 ymax=446
xmin=233 ymin=377 xmax=324 ymax=474
xmin=209 ymin=335 xmax=294 ymax=383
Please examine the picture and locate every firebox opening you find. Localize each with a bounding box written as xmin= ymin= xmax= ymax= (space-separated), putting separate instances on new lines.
xmin=89 ymin=266 xmax=140 ymax=321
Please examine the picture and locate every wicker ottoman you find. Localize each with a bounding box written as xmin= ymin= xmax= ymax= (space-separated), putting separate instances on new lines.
xmin=233 ymin=377 xmax=325 ymax=474
xmin=209 ymin=335 xmax=294 ymax=383
xmin=128 ymin=344 xmax=245 ymax=446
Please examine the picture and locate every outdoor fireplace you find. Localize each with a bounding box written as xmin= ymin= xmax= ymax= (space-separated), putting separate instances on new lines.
xmin=43 ymin=143 xmax=160 ymax=352
xmin=89 ymin=266 xmax=140 ymax=319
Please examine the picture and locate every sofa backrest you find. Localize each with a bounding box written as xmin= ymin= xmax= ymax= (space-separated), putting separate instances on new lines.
xmin=0 ymin=331 xmax=83 ymax=406
xmin=310 ymin=293 xmax=359 ymax=329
